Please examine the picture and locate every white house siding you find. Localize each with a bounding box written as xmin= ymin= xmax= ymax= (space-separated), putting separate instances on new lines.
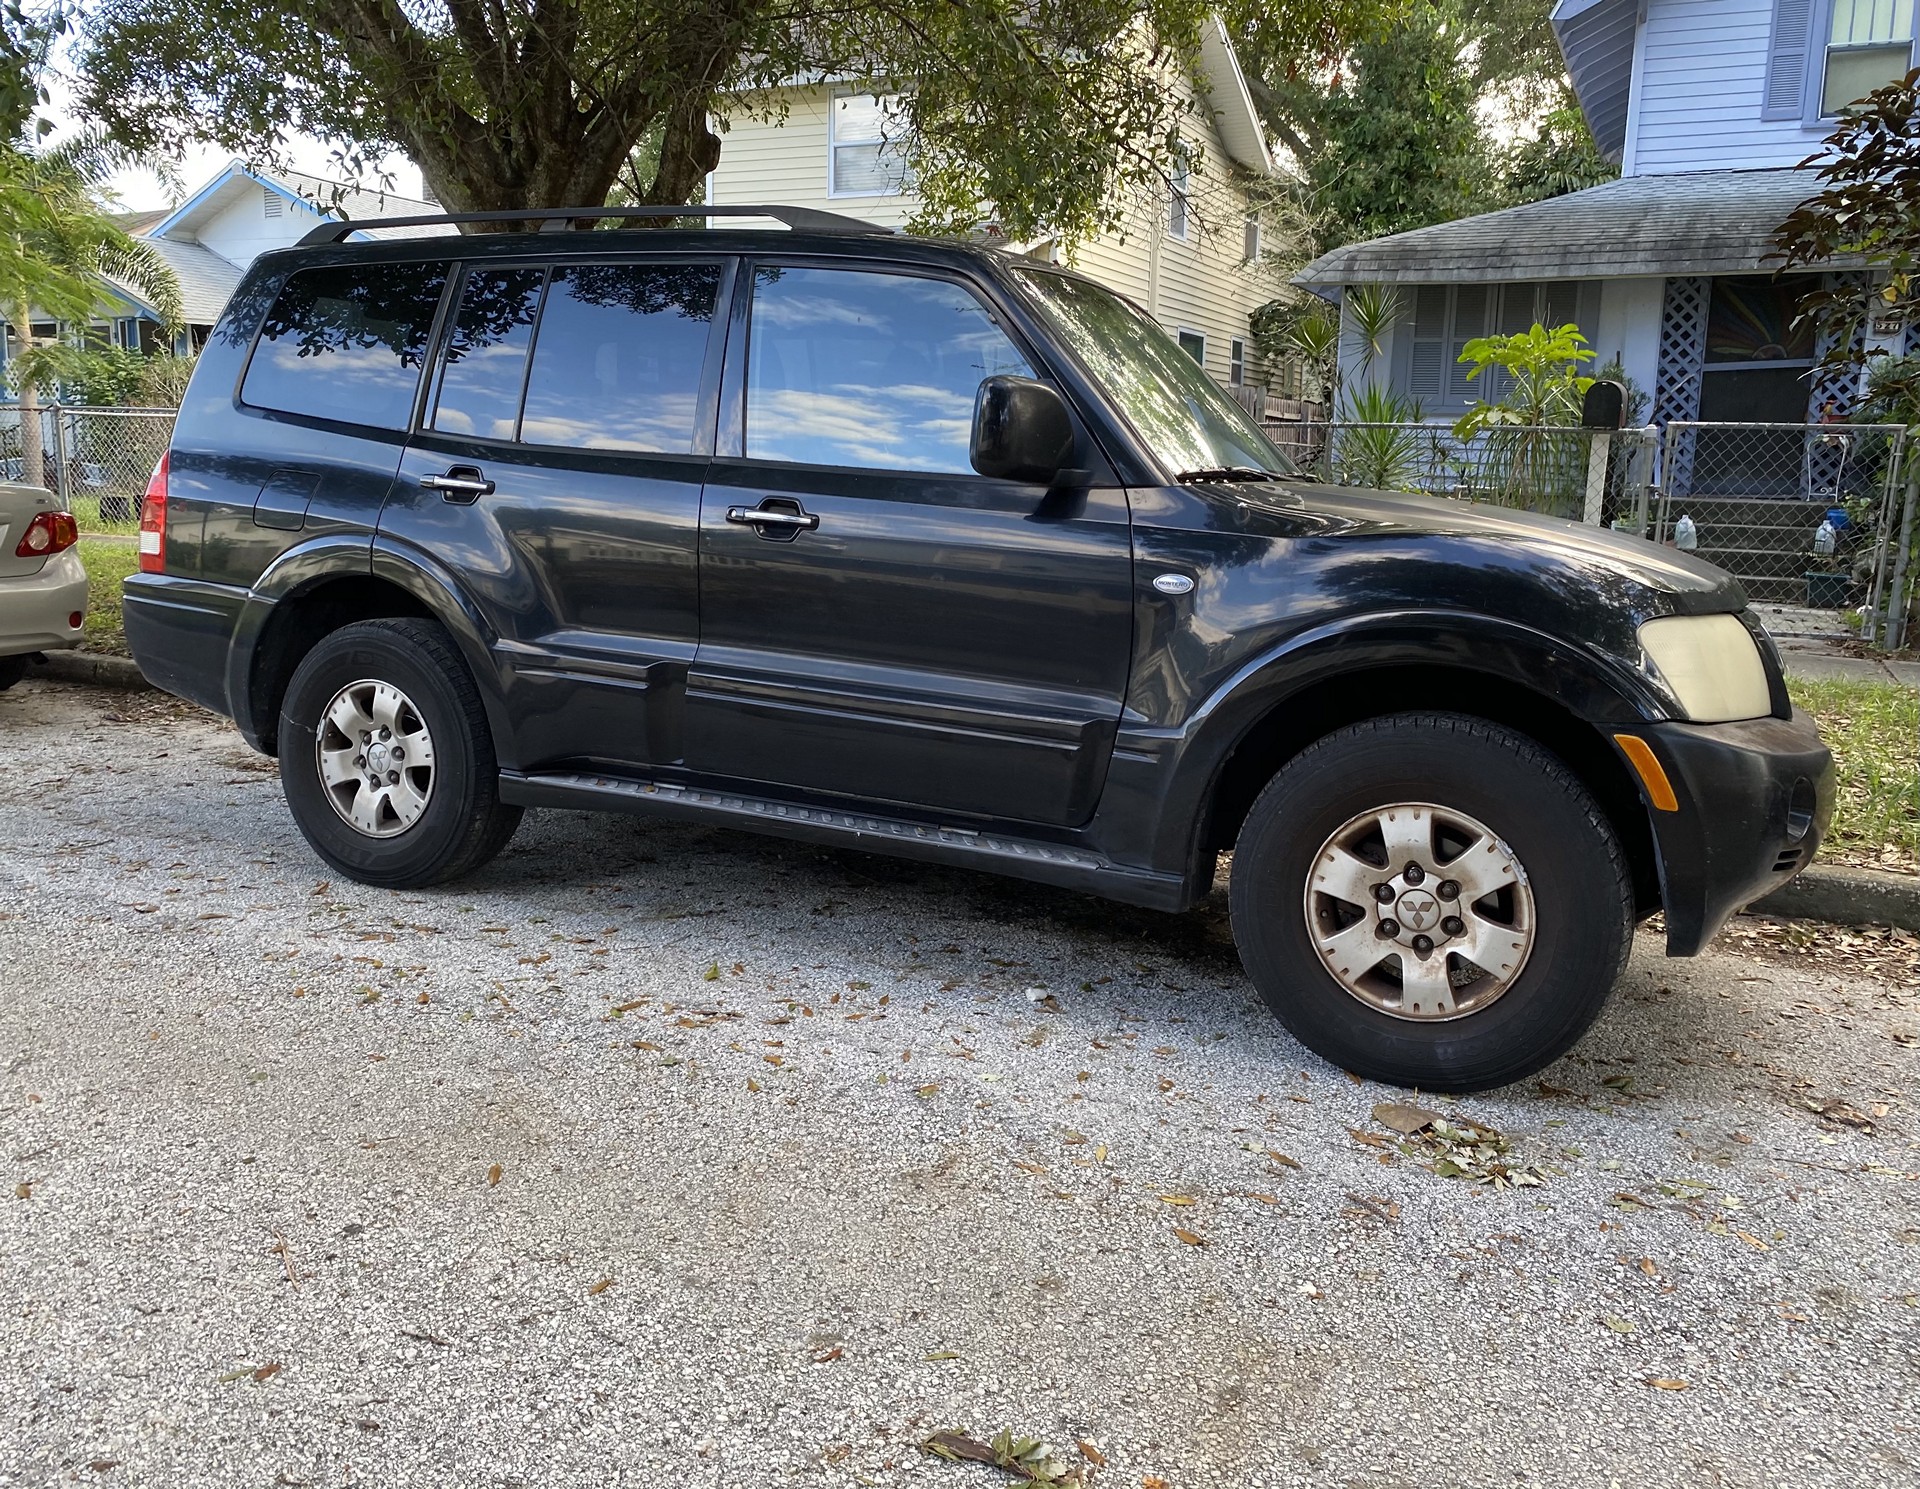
xmin=710 ymin=88 xmax=918 ymax=231
xmin=1593 ymin=277 xmax=1665 ymax=410
xmin=709 ymin=86 xmax=1280 ymax=393
xmin=187 ymin=181 xmax=323 ymax=268
xmin=1629 ymin=0 xmax=1825 ymax=174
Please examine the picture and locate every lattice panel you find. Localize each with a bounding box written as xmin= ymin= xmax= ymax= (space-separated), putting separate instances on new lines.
xmin=1654 ymin=276 xmax=1709 ymax=500
xmin=1808 ymin=272 xmax=1870 ymax=497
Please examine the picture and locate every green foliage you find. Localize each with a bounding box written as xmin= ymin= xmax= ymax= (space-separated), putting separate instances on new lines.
xmin=1452 ymin=322 xmax=1595 ymax=435
xmin=60 ymin=343 xmax=147 ymax=405
xmin=136 ymin=352 xmax=194 ymax=407
xmin=1292 ymin=3 xmax=1492 ymax=248
xmin=1502 ymin=102 xmax=1618 ymax=205
xmin=77 ymin=0 xmax=1378 ymax=247
xmin=1333 ymin=382 xmax=1427 ymax=490
xmin=1773 ymin=68 xmax=1920 ymax=425
xmin=1252 ymin=298 xmax=1339 ymax=402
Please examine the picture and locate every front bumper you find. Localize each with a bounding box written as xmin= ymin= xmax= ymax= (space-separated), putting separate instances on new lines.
xmin=0 ymin=548 xmax=87 ymax=656
xmin=1625 ymin=709 xmax=1835 ymax=956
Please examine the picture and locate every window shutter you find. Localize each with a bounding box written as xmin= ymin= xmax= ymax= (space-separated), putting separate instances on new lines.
xmin=1404 ymin=286 xmax=1449 ymax=400
xmin=1447 ymin=285 xmax=1487 ymax=403
xmin=1763 ymin=0 xmax=1815 ymax=120
xmin=263 ymin=187 xmax=283 ymax=219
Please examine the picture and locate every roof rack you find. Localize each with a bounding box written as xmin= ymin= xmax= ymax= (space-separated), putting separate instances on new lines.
xmin=297 ymin=203 xmax=895 ymax=247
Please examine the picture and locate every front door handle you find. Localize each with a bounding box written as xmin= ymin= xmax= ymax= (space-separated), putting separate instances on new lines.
xmin=726 ymin=500 xmax=819 ymax=538
xmin=420 ymin=466 xmax=495 ymax=502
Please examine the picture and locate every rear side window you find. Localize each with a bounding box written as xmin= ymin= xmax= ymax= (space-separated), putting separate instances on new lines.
xmin=745 ymin=266 xmax=1032 ymax=473
xmin=519 ymin=263 xmax=721 ymax=453
xmin=242 ymin=262 xmax=448 ymax=430
xmin=431 ymin=268 xmax=544 ymax=440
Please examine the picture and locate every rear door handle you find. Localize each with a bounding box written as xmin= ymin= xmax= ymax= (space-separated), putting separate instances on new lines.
xmin=726 ymin=500 xmax=819 ymax=535
xmin=420 ymin=466 xmax=495 ymax=502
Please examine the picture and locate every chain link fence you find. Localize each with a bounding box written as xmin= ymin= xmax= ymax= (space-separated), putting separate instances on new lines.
xmin=1653 ymin=422 xmax=1910 ymax=628
xmin=1265 ymin=420 xmax=1659 ymax=528
xmin=0 ymin=405 xmax=177 ymax=533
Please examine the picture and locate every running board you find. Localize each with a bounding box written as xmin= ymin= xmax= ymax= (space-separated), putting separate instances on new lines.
xmin=498 ymin=769 xmax=1186 ymax=910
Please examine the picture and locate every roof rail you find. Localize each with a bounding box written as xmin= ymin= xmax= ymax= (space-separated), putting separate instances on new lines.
xmin=297 ymin=203 xmax=895 ymax=247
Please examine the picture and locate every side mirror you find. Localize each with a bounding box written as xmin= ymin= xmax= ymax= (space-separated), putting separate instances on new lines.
xmin=1581 ymin=379 xmax=1627 ymax=430
xmin=970 ymin=375 xmax=1076 ymax=484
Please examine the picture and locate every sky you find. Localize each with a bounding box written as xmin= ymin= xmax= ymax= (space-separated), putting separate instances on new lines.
xmin=39 ymin=62 xmax=424 ymax=212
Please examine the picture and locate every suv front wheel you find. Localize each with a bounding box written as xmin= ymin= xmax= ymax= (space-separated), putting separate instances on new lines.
xmin=1229 ymin=712 xmax=1634 ymax=1092
xmin=278 ymin=617 xmax=522 ymax=887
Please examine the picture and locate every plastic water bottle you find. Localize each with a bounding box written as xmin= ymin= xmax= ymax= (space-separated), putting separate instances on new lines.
xmin=1674 ymin=514 xmax=1697 ymax=552
xmin=1813 ymin=519 xmax=1837 ymax=559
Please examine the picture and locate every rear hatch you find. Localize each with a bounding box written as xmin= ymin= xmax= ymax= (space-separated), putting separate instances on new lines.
xmin=0 ymin=481 xmax=60 ymax=578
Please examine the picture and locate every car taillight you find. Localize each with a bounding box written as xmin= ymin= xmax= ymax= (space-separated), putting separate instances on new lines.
xmin=139 ymin=452 xmax=170 ymax=574
xmin=14 ymin=511 xmax=79 ymax=558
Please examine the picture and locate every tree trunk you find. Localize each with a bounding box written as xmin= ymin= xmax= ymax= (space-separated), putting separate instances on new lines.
xmin=9 ymin=303 xmax=46 ymax=489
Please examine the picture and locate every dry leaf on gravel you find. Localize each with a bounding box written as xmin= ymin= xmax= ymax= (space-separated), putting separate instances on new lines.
xmin=1173 ymin=1227 xmax=1207 ymax=1246
xmin=588 ymin=1277 xmax=615 ymax=1295
xmin=486 ymin=1163 xmax=502 ymax=1187
xmin=1647 ymin=1377 xmax=1689 ymax=1391
xmin=921 ymin=1428 xmax=1081 ymax=1485
xmin=1372 ymin=1102 xmax=1440 ymax=1134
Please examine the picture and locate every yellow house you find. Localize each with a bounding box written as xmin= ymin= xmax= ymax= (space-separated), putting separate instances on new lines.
xmin=705 ymin=19 xmax=1283 ymax=400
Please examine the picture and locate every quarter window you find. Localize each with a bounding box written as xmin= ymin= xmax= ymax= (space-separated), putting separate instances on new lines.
xmin=1177 ymin=329 xmax=1206 ymax=366
xmin=830 ymin=93 xmax=912 ymax=197
xmin=241 ymin=262 xmax=449 ymax=431
xmin=431 ymin=268 xmax=544 ymax=441
xmin=1822 ymin=0 xmax=1915 ymax=113
xmin=519 ymin=263 xmax=722 ymax=453
xmin=745 ymin=267 xmax=1033 ymax=473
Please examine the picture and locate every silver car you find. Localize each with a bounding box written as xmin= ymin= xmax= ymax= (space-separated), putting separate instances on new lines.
xmin=0 ymin=481 xmax=86 ymax=690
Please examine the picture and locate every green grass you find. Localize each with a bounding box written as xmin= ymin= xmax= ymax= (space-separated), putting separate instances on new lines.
xmin=71 ymin=489 xmax=146 ymax=536
xmin=77 ymin=537 xmax=140 ymax=656
xmin=1788 ymin=676 xmax=1920 ymax=871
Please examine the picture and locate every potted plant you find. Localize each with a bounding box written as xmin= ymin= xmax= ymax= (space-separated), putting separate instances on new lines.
xmin=1804 ymin=515 xmax=1851 ymax=609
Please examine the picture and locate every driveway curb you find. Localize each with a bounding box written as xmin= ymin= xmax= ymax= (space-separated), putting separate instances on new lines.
xmin=1751 ymin=864 xmax=1920 ymax=932
xmin=28 ymin=650 xmax=153 ymax=691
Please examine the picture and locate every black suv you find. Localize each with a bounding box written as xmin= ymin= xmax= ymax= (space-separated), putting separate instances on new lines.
xmin=125 ymin=205 xmax=1833 ymax=1091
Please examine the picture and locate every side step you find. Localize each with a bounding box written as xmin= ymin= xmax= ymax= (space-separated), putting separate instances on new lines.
xmin=498 ymin=769 xmax=1189 ymax=911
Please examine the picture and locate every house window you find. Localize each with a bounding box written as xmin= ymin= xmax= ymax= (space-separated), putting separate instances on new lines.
xmin=1821 ymin=0 xmax=1916 ymax=113
xmin=1229 ymin=338 xmax=1246 ymax=385
xmin=1168 ymin=150 xmax=1191 ymax=240
xmin=1242 ymin=216 xmax=1261 ymax=262
xmin=1177 ymin=329 xmax=1206 ymax=366
xmin=829 ymin=92 xmax=912 ymax=198
xmin=1389 ymin=281 xmax=1598 ymax=410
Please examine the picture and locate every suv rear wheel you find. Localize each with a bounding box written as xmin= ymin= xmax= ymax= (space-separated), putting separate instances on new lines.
xmin=1229 ymin=712 xmax=1633 ymax=1092
xmin=278 ymin=618 xmax=521 ymax=887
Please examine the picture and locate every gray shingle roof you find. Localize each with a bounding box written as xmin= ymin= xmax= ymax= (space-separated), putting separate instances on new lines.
xmin=107 ymin=236 xmax=245 ymax=326
xmin=271 ymin=168 xmax=459 ymax=239
xmin=1294 ymin=168 xmax=1846 ymax=287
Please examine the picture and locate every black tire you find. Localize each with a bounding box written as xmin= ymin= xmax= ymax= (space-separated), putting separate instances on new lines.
xmin=277 ymin=617 xmax=522 ymax=888
xmin=0 ymin=654 xmax=26 ymax=691
xmin=1229 ymin=712 xmax=1632 ymax=1092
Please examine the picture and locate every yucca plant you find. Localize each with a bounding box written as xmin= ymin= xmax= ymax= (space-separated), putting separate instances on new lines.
xmin=1333 ymin=383 xmax=1427 ymax=491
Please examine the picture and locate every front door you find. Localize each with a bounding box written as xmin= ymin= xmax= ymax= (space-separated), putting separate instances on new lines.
xmin=687 ymin=263 xmax=1133 ymax=828
xmin=383 ymin=257 xmax=729 ymax=770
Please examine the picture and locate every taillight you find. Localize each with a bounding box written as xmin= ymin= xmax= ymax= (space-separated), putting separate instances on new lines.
xmin=14 ymin=511 xmax=79 ymax=558
xmin=139 ymin=452 xmax=170 ymax=574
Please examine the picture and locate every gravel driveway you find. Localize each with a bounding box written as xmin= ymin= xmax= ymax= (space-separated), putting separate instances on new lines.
xmin=2 ymin=679 xmax=1916 ymax=1489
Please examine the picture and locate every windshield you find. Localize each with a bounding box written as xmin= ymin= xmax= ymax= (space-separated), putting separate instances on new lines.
xmin=1013 ymin=267 xmax=1301 ymax=480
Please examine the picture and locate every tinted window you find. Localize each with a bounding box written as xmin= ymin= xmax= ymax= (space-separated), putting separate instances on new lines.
xmin=745 ymin=267 xmax=1033 ymax=473
xmin=519 ymin=263 xmax=720 ymax=453
xmin=242 ymin=262 xmax=448 ymax=430
xmin=432 ymin=268 xmax=544 ymax=440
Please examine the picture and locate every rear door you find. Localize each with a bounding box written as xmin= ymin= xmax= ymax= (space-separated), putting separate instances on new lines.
xmin=686 ymin=262 xmax=1133 ymax=828
xmin=383 ymin=257 xmax=730 ymax=770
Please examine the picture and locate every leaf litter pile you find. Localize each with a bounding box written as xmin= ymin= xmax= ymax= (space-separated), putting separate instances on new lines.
xmin=1369 ymin=1102 xmax=1555 ymax=1189
xmin=922 ymin=1428 xmax=1093 ymax=1485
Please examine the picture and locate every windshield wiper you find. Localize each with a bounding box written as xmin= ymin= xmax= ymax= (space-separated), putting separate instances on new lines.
xmin=1175 ymin=465 xmax=1287 ymax=484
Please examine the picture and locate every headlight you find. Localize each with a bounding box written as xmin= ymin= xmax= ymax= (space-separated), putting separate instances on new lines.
xmin=1637 ymin=614 xmax=1772 ymax=723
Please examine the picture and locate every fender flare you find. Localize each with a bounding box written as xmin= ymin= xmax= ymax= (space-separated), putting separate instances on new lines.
xmin=224 ymin=533 xmax=518 ymax=766
xmin=1128 ymin=609 xmax=1671 ymax=881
